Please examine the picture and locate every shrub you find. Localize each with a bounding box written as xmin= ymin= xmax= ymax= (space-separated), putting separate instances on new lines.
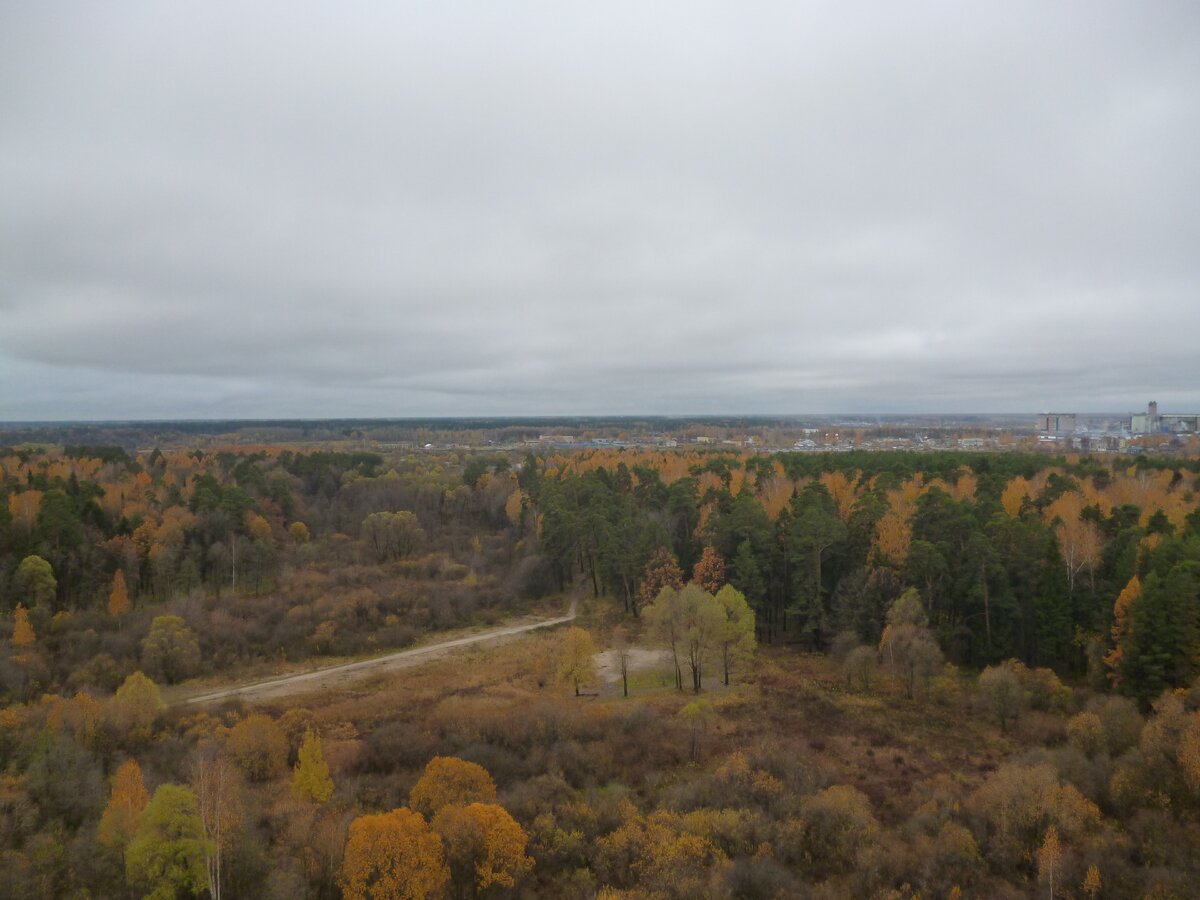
xmin=226 ymin=714 xmax=289 ymax=781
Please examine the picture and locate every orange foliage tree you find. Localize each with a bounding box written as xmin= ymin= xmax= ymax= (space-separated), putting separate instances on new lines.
xmin=409 ymin=757 xmax=497 ymax=819
xmin=1104 ymin=575 xmax=1141 ymax=684
xmin=245 ymin=511 xmax=274 ymax=544
xmin=638 ymin=547 xmax=684 ymax=613
xmin=108 ymin=569 xmax=130 ymax=625
xmin=97 ymin=759 xmax=150 ymax=849
xmin=691 ymin=546 xmax=726 ymax=594
xmin=338 ymin=808 xmax=449 ymax=900
xmin=432 ymin=802 xmax=534 ymax=893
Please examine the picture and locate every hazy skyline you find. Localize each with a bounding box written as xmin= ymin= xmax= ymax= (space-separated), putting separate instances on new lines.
xmin=3 ymin=3 xmax=1199 ymax=420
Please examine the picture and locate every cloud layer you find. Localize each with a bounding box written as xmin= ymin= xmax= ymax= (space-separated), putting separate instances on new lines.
xmin=2 ymin=2 xmax=1199 ymax=419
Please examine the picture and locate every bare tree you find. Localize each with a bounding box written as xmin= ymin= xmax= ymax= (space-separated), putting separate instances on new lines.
xmin=191 ymin=746 xmax=244 ymax=900
xmin=613 ymin=625 xmax=632 ymax=698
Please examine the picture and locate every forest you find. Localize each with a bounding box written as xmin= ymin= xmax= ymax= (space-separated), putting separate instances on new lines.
xmin=1 ymin=441 xmax=1199 ymax=898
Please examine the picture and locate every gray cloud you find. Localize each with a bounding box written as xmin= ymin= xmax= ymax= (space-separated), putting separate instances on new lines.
xmin=2 ymin=2 xmax=1199 ymax=419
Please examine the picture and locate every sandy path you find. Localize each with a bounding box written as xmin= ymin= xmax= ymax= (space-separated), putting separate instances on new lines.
xmin=181 ymin=597 xmax=577 ymax=706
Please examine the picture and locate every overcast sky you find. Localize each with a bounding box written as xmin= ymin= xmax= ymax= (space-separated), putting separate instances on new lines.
xmin=2 ymin=2 xmax=1198 ymax=420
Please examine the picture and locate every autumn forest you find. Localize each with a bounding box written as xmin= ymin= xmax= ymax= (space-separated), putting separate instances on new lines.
xmin=2 ymin=438 xmax=1200 ymax=899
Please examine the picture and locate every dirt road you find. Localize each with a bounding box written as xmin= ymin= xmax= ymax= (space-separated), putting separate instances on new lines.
xmin=182 ymin=597 xmax=577 ymax=706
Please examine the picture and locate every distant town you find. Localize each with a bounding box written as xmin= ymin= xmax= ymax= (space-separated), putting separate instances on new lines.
xmin=3 ymin=401 xmax=1197 ymax=457
xmin=1033 ymin=401 xmax=1200 ymax=453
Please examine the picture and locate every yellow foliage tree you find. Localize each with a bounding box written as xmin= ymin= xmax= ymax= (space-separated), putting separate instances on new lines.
xmin=410 ymin=756 xmax=497 ymax=819
xmin=968 ymin=762 xmax=1100 ymax=869
xmin=728 ymin=467 xmax=748 ymax=498
xmin=556 ymin=626 xmax=598 ymax=697
xmin=226 ymin=714 xmax=289 ymax=782
xmin=60 ymin=691 xmax=104 ymax=747
xmin=820 ymin=471 xmax=859 ymax=521
xmin=756 ymin=473 xmax=795 ymax=520
xmin=951 ymin=471 xmax=978 ymax=502
xmin=1036 ymin=825 xmax=1062 ymax=899
xmin=504 ymin=489 xmax=524 ymax=526
xmin=595 ymin=809 xmax=728 ymax=896
xmin=338 ymin=808 xmax=449 ymax=900
xmin=11 ymin=603 xmax=35 ymax=647
xmin=8 ymin=489 xmax=42 ymax=532
xmin=1054 ymin=513 xmax=1103 ymax=594
xmin=98 ymin=759 xmax=150 ymax=849
xmin=293 ymin=730 xmax=335 ymax=803
xmin=16 ymin=555 xmax=56 ymax=607
xmin=1000 ymin=477 xmax=1030 ymax=517
xmin=873 ymin=511 xmax=912 ymax=568
xmin=110 ymin=671 xmax=165 ymax=738
xmin=432 ymin=802 xmax=534 ymax=893
xmin=1043 ymin=489 xmax=1084 ymax=526
xmin=191 ymin=752 xmax=244 ymax=900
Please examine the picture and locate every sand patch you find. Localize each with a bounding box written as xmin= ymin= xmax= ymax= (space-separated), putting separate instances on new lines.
xmin=594 ymin=647 xmax=673 ymax=683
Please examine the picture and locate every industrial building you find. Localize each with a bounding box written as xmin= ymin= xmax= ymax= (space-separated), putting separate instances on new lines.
xmin=1130 ymin=401 xmax=1200 ymax=435
xmin=1036 ymin=413 xmax=1077 ymax=433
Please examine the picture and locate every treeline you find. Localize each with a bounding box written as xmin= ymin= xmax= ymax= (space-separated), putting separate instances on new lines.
xmin=528 ymin=448 xmax=1200 ymax=704
xmin=4 ymin=443 xmax=1199 ymax=707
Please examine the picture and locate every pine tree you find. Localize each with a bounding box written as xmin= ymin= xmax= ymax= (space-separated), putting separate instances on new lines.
xmin=731 ymin=540 xmax=766 ymax=611
xmin=1117 ymin=561 xmax=1200 ymax=703
xmin=292 ymin=730 xmax=334 ymax=803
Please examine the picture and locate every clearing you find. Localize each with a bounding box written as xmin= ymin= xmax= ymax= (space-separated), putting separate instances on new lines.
xmin=181 ymin=597 xmax=577 ymax=706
